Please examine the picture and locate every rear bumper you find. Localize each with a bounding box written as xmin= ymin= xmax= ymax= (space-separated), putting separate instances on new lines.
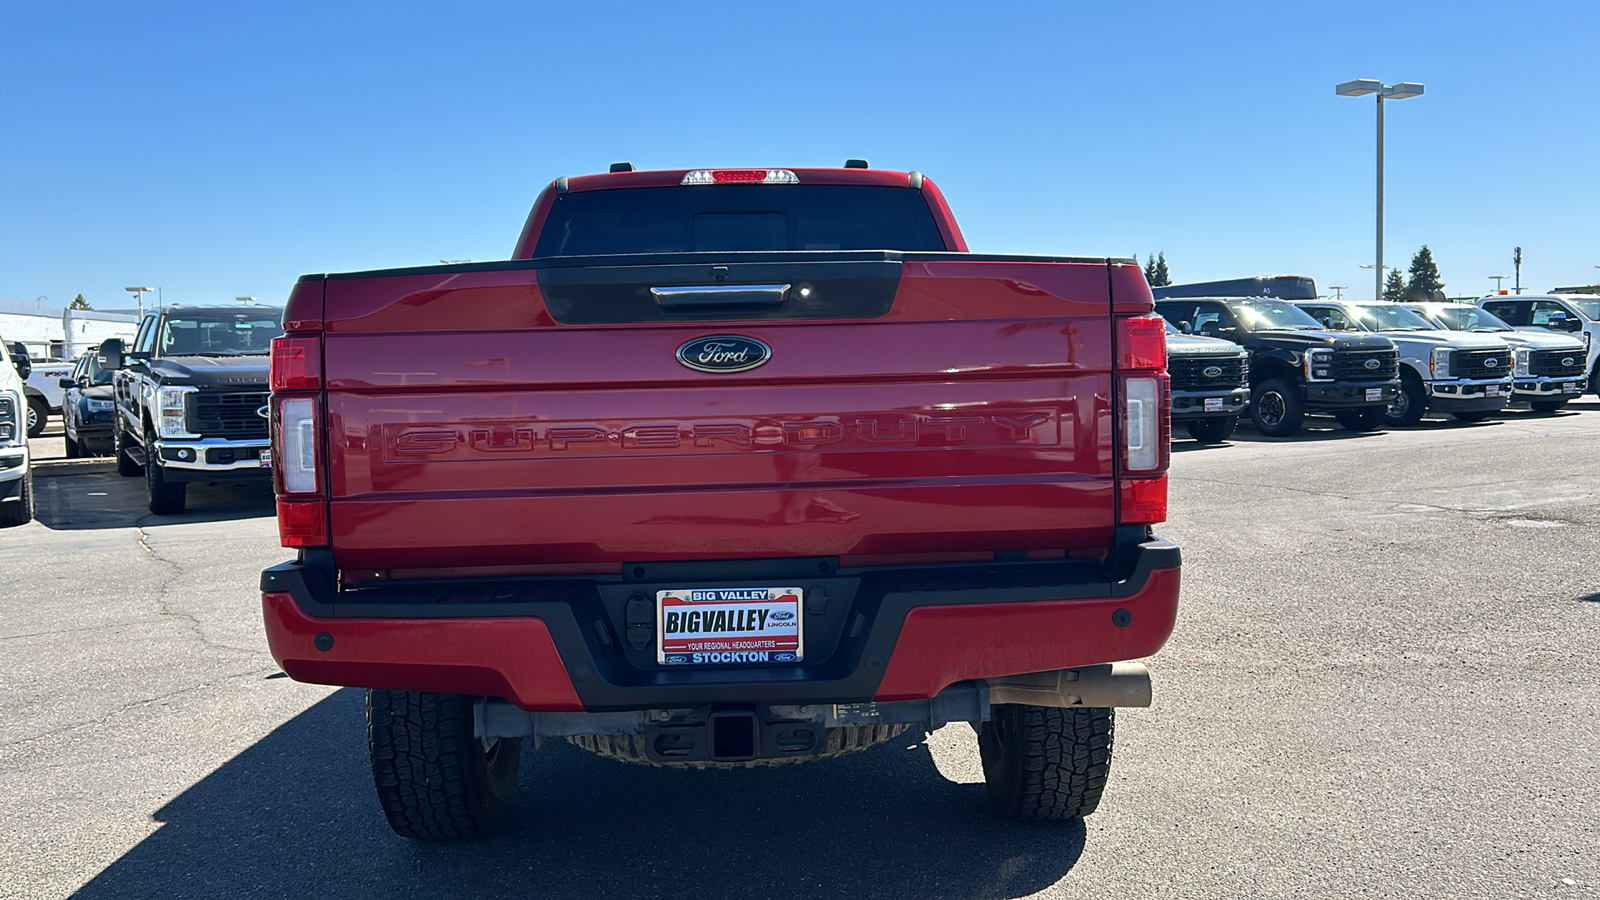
xmin=261 ymin=537 xmax=1182 ymax=712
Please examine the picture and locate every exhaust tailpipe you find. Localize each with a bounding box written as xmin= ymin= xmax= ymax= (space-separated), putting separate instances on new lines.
xmin=986 ymin=662 xmax=1152 ymax=709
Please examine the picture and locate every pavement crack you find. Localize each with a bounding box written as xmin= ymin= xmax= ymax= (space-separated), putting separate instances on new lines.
xmin=134 ymin=525 xmax=262 ymax=655
xmin=0 ymin=664 xmax=282 ymax=749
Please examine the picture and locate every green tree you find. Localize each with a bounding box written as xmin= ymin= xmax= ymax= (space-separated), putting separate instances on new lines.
xmin=1143 ymin=252 xmax=1171 ymax=287
xmin=1406 ymin=245 xmax=1443 ymax=300
xmin=68 ymin=293 xmax=91 ymax=310
xmin=1382 ymin=268 xmax=1408 ymax=303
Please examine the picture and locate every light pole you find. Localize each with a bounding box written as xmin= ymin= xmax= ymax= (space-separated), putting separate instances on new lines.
xmin=1490 ymin=275 xmax=1508 ymax=294
xmin=1337 ymin=79 xmax=1425 ymax=304
xmin=1329 ymin=285 xmax=1347 ymax=300
xmin=124 ymin=286 xmax=156 ymax=318
xmin=1513 ymin=247 xmax=1523 ymax=294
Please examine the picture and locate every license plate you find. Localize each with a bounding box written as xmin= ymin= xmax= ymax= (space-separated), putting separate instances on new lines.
xmin=1486 ymin=385 xmax=1501 ymax=397
xmin=259 ymin=448 xmax=273 ymax=466
xmin=1365 ymin=388 xmax=1383 ymax=401
xmin=1204 ymin=397 xmax=1223 ymax=411
xmin=1564 ymin=382 xmax=1580 ymax=394
xmin=657 ymin=587 xmax=803 ymax=666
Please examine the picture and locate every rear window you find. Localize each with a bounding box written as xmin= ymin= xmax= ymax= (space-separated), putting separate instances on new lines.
xmin=533 ymin=185 xmax=947 ymax=257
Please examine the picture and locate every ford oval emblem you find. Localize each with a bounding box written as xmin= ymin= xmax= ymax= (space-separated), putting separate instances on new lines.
xmin=256 ymin=405 xmax=270 ymax=419
xmin=1485 ymin=357 xmax=1498 ymax=368
xmin=1363 ymin=358 xmax=1381 ymax=370
xmin=1562 ymin=356 xmax=1576 ymax=367
xmin=1202 ymin=365 xmax=1223 ymax=378
xmin=676 ymin=335 xmax=771 ymax=373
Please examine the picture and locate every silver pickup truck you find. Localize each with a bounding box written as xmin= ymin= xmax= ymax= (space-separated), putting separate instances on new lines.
xmin=1405 ymin=302 xmax=1586 ymax=413
xmin=1295 ymin=300 xmax=1512 ymax=426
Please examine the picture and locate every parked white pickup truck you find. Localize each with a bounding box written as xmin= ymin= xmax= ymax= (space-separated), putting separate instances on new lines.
xmin=23 ymin=358 xmax=74 ymax=438
xmin=1479 ymin=294 xmax=1599 ymax=395
xmin=1405 ymin=302 xmax=1586 ymax=412
xmin=1296 ymin=300 xmax=1513 ymax=426
xmin=0 ymin=336 xmax=33 ymax=526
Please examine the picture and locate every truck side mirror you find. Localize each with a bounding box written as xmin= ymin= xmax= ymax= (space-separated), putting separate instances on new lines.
xmin=1179 ymin=321 xmax=1194 ymax=334
xmin=98 ymin=338 xmax=126 ymax=371
xmin=59 ymin=377 xmax=76 ymax=390
xmin=9 ymin=342 xmax=31 ymax=380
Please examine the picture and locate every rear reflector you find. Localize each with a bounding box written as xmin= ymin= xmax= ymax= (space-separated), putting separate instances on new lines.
xmin=277 ymin=498 xmax=328 ymax=547
xmin=270 ymin=336 xmax=321 ymax=391
xmin=1120 ymin=476 xmax=1168 ymax=525
xmin=1118 ymin=315 xmax=1167 ymax=372
xmin=681 ymin=169 xmax=800 ymax=185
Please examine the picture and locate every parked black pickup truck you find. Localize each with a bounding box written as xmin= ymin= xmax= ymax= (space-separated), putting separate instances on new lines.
xmin=1165 ymin=321 xmax=1250 ymax=443
xmin=99 ymin=304 xmax=284 ymax=514
xmin=1156 ymin=297 xmax=1399 ymax=437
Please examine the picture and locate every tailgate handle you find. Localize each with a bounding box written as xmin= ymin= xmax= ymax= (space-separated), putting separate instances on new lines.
xmin=650 ymin=284 xmax=790 ymax=309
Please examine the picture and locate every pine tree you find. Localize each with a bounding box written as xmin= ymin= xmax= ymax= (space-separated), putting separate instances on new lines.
xmin=68 ymin=294 xmax=91 ymax=310
xmin=1383 ymin=269 xmax=1408 ymax=303
xmin=1406 ymin=245 xmax=1443 ymax=300
xmin=1153 ymin=252 xmax=1171 ymax=287
xmin=1144 ymin=255 xmax=1158 ymax=284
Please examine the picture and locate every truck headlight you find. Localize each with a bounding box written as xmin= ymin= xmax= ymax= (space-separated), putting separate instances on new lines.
xmin=1513 ymin=348 xmax=1531 ymax=378
xmin=1305 ymin=348 xmax=1333 ymax=381
xmin=156 ymin=386 xmax=196 ymax=439
xmin=0 ymin=392 xmax=15 ymax=443
xmin=1431 ymin=347 xmax=1452 ymax=379
xmin=86 ymin=398 xmax=114 ymax=412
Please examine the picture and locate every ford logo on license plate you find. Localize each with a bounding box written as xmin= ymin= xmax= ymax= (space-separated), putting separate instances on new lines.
xmin=676 ymin=335 xmax=772 ymax=373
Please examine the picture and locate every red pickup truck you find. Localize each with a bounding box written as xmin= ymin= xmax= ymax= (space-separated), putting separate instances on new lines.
xmin=261 ymin=164 xmax=1181 ymax=840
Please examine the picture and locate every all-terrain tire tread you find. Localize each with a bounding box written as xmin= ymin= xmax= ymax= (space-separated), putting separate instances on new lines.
xmin=366 ymin=690 xmax=521 ymax=840
xmin=981 ymin=705 xmax=1113 ymax=821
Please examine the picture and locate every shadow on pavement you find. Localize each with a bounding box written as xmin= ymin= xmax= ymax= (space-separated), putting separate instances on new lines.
xmin=75 ymin=689 xmax=1086 ymax=899
xmin=31 ymin=469 xmax=273 ymax=531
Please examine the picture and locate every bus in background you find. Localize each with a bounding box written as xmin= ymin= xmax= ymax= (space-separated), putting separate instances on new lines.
xmin=1152 ymin=275 xmax=1319 ymax=302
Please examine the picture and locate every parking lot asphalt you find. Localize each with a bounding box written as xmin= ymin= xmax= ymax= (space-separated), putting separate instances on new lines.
xmin=1 ymin=407 xmax=1596 ymax=900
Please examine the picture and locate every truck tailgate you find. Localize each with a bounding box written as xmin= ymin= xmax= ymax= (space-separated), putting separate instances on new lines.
xmin=317 ymin=254 xmax=1139 ymax=573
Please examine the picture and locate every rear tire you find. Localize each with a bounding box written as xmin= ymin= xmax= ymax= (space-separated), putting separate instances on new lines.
xmin=27 ymin=397 xmax=48 ymax=438
xmin=1385 ymin=372 xmax=1427 ymax=427
xmin=143 ymin=429 xmax=186 ymax=515
xmin=1334 ymin=406 xmax=1385 ymax=432
xmin=114 ymin=423 xmax=142 ymax=477
xmin=978 ymin=704 xmax=1114 ymax=821
xmin=0 ymin=470 xmax=32 ymax=528
xmin=1452 ymin=411 xmax=1492 ymax=423
xmin=367 ymin=690 xmax=523 ymax=840
xmin=1184 ymin=416 xmax=1238 ymax=444
xmin=1529 ymin=399 xmax=1568 ymax=413
xmin=1250 ymin=378 xmax=1304 ymax=437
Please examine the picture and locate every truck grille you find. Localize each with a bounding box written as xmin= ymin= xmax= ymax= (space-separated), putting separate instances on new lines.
xmin=1451 ymin=349 xmax=1511 ymax=379
xmin=1528 ymin=349 xmax=1585 ymax=378
xmin=1331 ymin=349 xmax=1398 ymax=381
xmin=188 ymin=391 xmax=269 ymax=440
xmin=1168 ymin=355 xmax=1246 ymax=390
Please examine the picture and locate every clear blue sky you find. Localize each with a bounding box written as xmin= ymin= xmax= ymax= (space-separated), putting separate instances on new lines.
xmin=3 ymin=0 xmax=1595 ymax=310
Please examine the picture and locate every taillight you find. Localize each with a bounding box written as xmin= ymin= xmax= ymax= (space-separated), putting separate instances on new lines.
xmin=1120 ymin=476 xmax=1168 ymax=525
xmin=273 ymin=394 xmax=327 ymax=547
xmin=1118 ymin=315 xmax=1167 ymax=371
xmin=681 ymin=169 xmax=800 ymax=185
xmin=1120 ymin=364 xmax=1170 ymax=525
xmin=1124 ymin=377 xmax=1162 ymax=471
xmin=271 ymin=336 xmax=322 ymax=391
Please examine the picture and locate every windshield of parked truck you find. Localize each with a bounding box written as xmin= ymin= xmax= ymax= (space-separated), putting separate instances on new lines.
xmin=1350 ymin=304 xmax=1436 ymax=331
xmin=1431 ymin=307 xmax=1513 ymax=333
xmin=79 ymin=351 xmax=114 ymax=385
xmin=532 ymin=185 xmax=947 ymax=256
xmin=159 ymin=313 xmax=285 ymax=356
xmin=1228 ymin=299 xmax=1321 ymax=332
xmin=1567 ymin=298 xmax=1600 ymax=321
